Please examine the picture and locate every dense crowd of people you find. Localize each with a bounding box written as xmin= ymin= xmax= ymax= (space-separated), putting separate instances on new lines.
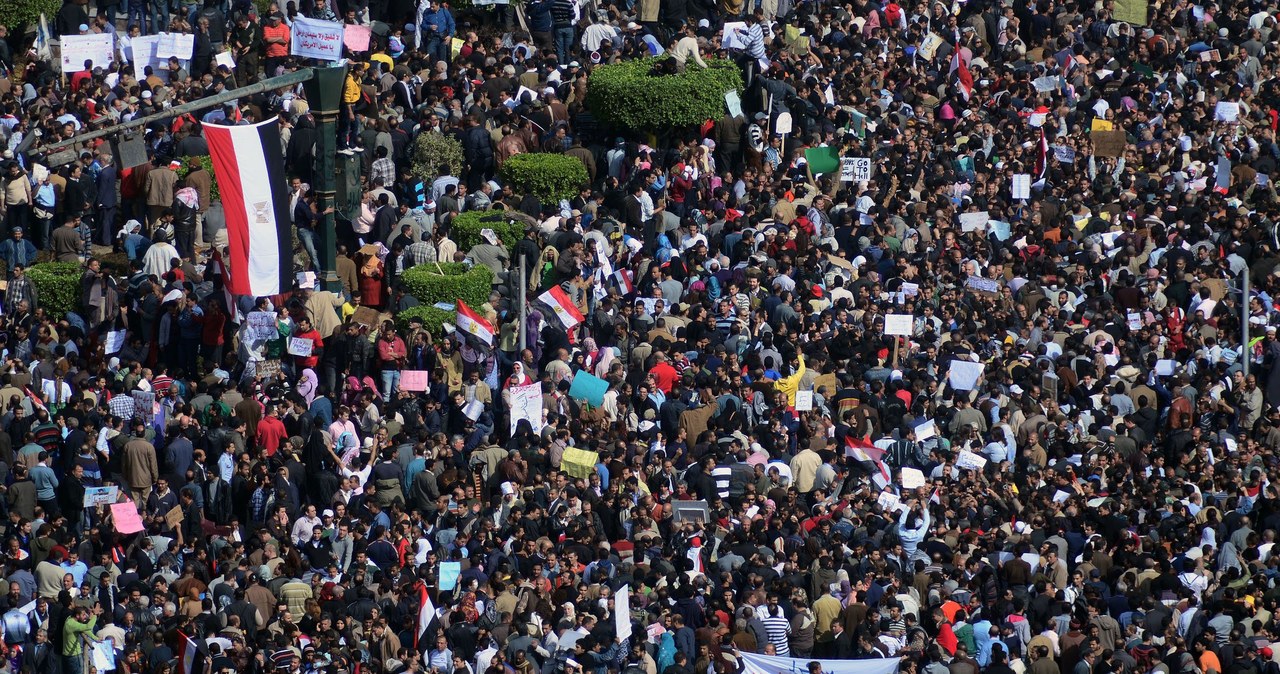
xmin=0 ymin=1 xmax=1276 ymax=674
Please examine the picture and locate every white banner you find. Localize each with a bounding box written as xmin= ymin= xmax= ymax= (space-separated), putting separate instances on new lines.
xmin=61 ymin=33 xmax=115 ymax=72
xmin=740 ymin=653 xmax=899 ymax=674
xmin=290 ymin=17 xmax=345 ymax=61
xmin=155 ymin=32 xmax=195 ymax=60
xmin=615 ymin=584 xmax=632 ymax=639
xmin=508 ymin=383 xmax=544 ymax=435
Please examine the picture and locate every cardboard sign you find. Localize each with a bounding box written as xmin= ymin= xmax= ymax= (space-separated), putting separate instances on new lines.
xmin=343 ymin=24 xmax=372 ymax=52
xmin=351 ymin=306 xmax=380 ymax=328
xmin=62 ymin=33 xmax=115 ymax=73
xmin=795 ymin=390 xmax=814 ymax=411
xmin=884 ymin=314 xmax=913 ymax=336
xmin=111 ymin=502 xmax=145 ymax=534
xmin=561 ymin=447 xmax=599 ymax=479
xmin=83 ymin=486 xmax=119 ymax=507
xmin=400 ymin=370 xmax=429 ymax=392
xmin=508 ymin=382 xmax=544 ymax=435
xmin=918 ymin=32 xmax=944 ymax=60
xmin=1092 ymin=129 xmax=1126 ymax=158
xmin=287 ymin=337 xmax=313 ymax=357
xmin=290 ymin=17 xmax=345 ymax=61
xmin=257 ymin=360 xmax=283 ymax=378
xmin=164 ymin=505 xmax=184 ymax=529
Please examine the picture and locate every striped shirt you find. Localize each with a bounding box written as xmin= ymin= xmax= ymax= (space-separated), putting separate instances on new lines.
xmin=760 ymin=609 xmax=791 ymax=655
xmin=711 ymin=465 xmax=731 ymax=500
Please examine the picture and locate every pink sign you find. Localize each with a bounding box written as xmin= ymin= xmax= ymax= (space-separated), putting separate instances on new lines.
xmin=343 ymin=24 xmax=371 ymax=53
xmin=400 ymin=370 xmax=429 ymax=392
xmin=111 ymin=502 xmax=145 ymax=534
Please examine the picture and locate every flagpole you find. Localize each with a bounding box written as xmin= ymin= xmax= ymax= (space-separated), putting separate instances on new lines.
xmin=518 ymin=256 xmax=527 ymax=354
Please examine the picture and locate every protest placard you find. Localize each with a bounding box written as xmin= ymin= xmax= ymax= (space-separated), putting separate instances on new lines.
xmin=246 ymin=311 xmax=277 ymax=340
xmin=111 ymin=503 xmax=145 ymax=534
xmin=1012 ymin=174 xmax=1031 ymax=199
xmin=966 ymin=276 xmax=1001 ymax=295
xmin=400 ymin=370 xmax=429 ymax=391
xmin=795 ymin=390 xmax=814 ymax=411
xmin=287 ymin=337 xmax=313 ymax=357
xmin=290 ymin=17 xmax=345 ymax=61
xmin=131 ymin=390 xmax=155 ymax=413
xmin=165 ymin=505 xmax=184 ymax=529
xmin=215 ymin=51 xmax=235 ymax=69
xmin=724 ymin=90 xmax=743 ymax=119
xmin=948 ymin=360 xmax=985 ymax=390
xmin=900 ymin=467 xmax=926 ymax=489
xmin=958 ymin=211 xmax=990 ymax=232
xmin=616 ymin=585 xmax=633 ymax=639
xmin=439 ymin=561 xmax=462 ymax=590
xmin=877 ymin=491 xmax=901 ymax=512
xmin=105 ymin=330 xmax=127 ymax=354
xmin=561 ymin=447 xmax=599 ymax=479
xmin=568 ymin=372 xmax=608 ymax=407
xmin=508 ymin=383 xmax=544 ymax=434
xmin=343 ymin=24 xmax=371 ymax=52
xmin=155 ymin=32 xmax=195 ymax=59
xmin=1092 ymin=129 xmax=1126 ymax=158
xmin=257 ymin=360 xmax=283 ymax=378
xmin=62 ymin=33 xmax=115 ymax=73
xmin=884 ymin=314 xmax=913 ymax=336
xmin=957 ymin=450 xmax=988 ymax=471
xmin=84 ymin=486 xmax=119 ymax=507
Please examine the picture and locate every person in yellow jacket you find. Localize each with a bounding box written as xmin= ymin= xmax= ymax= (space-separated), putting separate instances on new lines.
xmin=340 ymin=66 xmax=364 ymax=152
xmin=772 ymin=352 xmax=806 ymax=408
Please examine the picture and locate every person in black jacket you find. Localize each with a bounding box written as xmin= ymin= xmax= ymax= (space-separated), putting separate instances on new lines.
xmin=460 ymin=116 xmax=494 ymax=191
xmin=54 ymin=0 xmax=89 ymax=38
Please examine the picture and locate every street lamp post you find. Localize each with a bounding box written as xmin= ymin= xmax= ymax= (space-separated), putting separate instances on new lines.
xmin=303 ymin=64 xmax=350 ymax=294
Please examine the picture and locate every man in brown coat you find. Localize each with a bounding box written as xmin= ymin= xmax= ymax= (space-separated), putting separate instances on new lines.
xmin=182 ymin=158 xmax=212 ymax=249
xmin=122 ymin=420 xmax=159 ymax=506
xmin=145 ymin=160 xmax=179 ymax=228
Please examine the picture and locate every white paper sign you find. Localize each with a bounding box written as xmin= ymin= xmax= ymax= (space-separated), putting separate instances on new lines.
xmin=841 ymin=157 xmax=871 ymax=182
xmin=721 ymin=22 xmax=748 ymax=50
xmin=774 ymin=112 xmax=794 ymax=135
xmin=1012 ymin=174 xmax=1031 ymax=200
xmin=948 ymin=360 xmax=985 ymax=391
xmin=1127 ymin=312 xmax=1142 ymax=331
xmin=290 ymin=16 xmax=345 ymax=61
xmin=616 ymin=584 xmax=632 ymax=639
xmin=900 ymin=467 xmax=926 ymax=489
xmin=1214 ymin=101 xmax=1240 ymax=122
xmin=215 ymin=51 xmax=236 ymax=70
xmin=1155 ymin=359 xmax=1177 ymax=376
xmin=246 ymin=311 xmax=278 ymax=340
xmin=61 ymin=33 xmax=116 ymax=73
xmin=91 ymin=640 xmax=116 ymax=671
xmin=884 ymin=314 xmax=913 ymax=336
xmin=876 ymin=491 xmax=901 ymax=512
xmin=1053 ymin=490 xmax=1072 ymax=503
xmin=724 ymin=90 xmax=743 ymax=119
xmin=155 ymin=32 xmax=195 ymax=60
xmin=918 ymin=32 xmax=943 ymax=60
xmin=913 ymin=418 xmax=937 ymax=441
xmin=463 ymin=400 xmax=484 ymax=421
xmin=287 ymin=337 xmax=313 ymax=357
xmin=508 ymin=383 xmax=545 ymax=435
xmin=958 ymin=211 xmax=990 ymax=232
xmin=105 ymin=330 xmax=127 ymax=354
xmin=795 ymin=390 xmax=814 ymax=411
xmin=957 ymin=450 xmax=988 ymax=471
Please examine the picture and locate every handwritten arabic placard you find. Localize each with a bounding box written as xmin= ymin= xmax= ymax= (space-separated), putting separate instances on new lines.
xmin=290 ymin=17 xmax=345 ymax=61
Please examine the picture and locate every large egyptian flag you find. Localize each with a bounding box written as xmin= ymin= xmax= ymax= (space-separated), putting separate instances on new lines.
xmin=178 ymin=631 xmax=206 ymax=674
xmin=205 ymin=119 xmax=293 ymax=297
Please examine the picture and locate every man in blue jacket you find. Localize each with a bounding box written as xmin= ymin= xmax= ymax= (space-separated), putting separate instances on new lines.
xmin=416 ymin=0 xmax=455 ymax=65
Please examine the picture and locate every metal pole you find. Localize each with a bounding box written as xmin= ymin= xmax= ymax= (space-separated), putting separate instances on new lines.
xmin=518 ymin=256 xmax=527 ymax=353
xmin=33 ymin=68 xmax=317 ymax=159
xmin=1243 ymin=269 xmax=1251 ymax=379
xmin=303 ymin=64 xmax=350 ymax=295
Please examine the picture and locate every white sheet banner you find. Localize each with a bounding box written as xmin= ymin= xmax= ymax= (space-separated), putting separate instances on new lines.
xmin=739 ymin=653 xmax=899 ymax=674
xmin=508 ymin=383 xmax=544 ymax=435
xmin=61 ymin=33 xmax=115 ymax=72
xmin=615 ymin=584 xmax=632 ymax=639
xmin=290 ymin=17 xmax=345 ymax=61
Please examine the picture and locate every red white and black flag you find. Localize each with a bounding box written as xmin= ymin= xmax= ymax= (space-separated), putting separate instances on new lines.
xmin=205 ymin=119 xmax=294 ymax=297
xmin=178 ymin=631 xmax=206 ymax=674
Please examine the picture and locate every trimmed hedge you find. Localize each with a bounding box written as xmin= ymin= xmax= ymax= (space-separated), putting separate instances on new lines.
xmin=585 ymin=57 xmax=743 ymax=131
xmin=411 ymin=132 xmax=466 ymax=184
xmin=0 ymin=0 xmax=60 ymax=32
xmin=448 ymin=210 xmax=526 ymax=252
xmin=27 ymin=262 xmax=82 ymax=317
xmin=396 ymin=305 xmax=456 ymax=335
xmin=401 ymin=262 xmax=494 ymax=308
xmin=499 ymin=153 xmax=589 ymax=203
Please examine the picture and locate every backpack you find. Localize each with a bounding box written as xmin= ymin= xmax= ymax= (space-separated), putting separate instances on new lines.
xmin=478 ymin=597 xmax=501 ymax=630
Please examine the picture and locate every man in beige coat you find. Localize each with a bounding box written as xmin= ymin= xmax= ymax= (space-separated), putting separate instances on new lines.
xmin=122 ymin=422 xmax=159 ymax=507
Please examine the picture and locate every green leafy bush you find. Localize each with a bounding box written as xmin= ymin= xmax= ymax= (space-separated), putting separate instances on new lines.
xmin=395 ymin=305 xmax=455 ymax=335
xmin=401 ymin=262 xmax=494 ymax=308
xmin=411 ymin=132 xmax=465 ymax=184
xmin=176 ymin=155 xmax=219 ymax=202
xmin=0 ymin=0 xmax=61 ymax=31
xmin=585 ymin=58 xmax=743 ymax=132
xmin=448 ymin=211 xmax=526 ymax=253
xmin=499 ymin=153 xmax=588 ymax=203
xmin=27 ymin=262 xmax=82 ymax=317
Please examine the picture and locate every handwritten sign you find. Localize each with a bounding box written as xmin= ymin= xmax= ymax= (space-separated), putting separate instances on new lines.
xmin=900 ymin=467 xmax=926 ymax=489
xmin=91 ymin=640 xmax=116 ymax=672
xmin=439 ymin=561 xmax=462 ymax=590
xmin=841 ymin=156 xmax=871 ymax=182
xmin=884 ymin=314 xmax=913 ymax=336
xmin=1092 ymin=129 xmax=1126 ymax=158
xmin=1214 ymin=101 xmax=1240 ymax=123
xmin=155 ymin=32 xmax=195 ymax=60
xmin=400 ymin=370 xmax=429 ymax=392
xmin=508 ymin=382 xmax=544 ymax=434
xmin=61 ymin=33 xmax=115 ymax=73
xmin=290 ymin=17 xmax=345 ymax=61
xmin=343 ymin=24 xmax=371 ymax=52
xmin=966 ymin=275 xmax=1001 ymax=294
xmin=287 ymin=337 xmax=313 ymax=357
xmin=724 ymin=90 xmax=743 ymax=119
xmin=948 ymin=360 xmax=985 ymax=391
xmin=164 ymin=505 xmax=184 ymax=529
xmin=250 ymin=362 xmax=280 ymax=383
xmin=83 ymin=486 xmax=119 ymax=507
xmin=795 ymin=390 xmax=814 ymax=411
xmin=131 ymin=390 xmax=155 ymax=413
xmin=1012 ymin=174 xmax=1031 ymax=200
xmin=958 ymin=211 xmax=990 ymax=232
xmin=956 ymin=450 xmax=988 ymax=471
xmin=215 ymin=51 xmax=235 ymax=70
xmin=877 ymin=491 xmax=901 ymax=512
xmin=111 ymin=502 xmax=145 ymax=534
xmin=246 ymin=311 xmax=278 ymax=340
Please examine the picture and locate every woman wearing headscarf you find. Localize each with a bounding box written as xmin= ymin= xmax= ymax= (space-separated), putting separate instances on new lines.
xmin=297 ymin=368 xmax=319 ymax=405
xmin=358 ymin=251 xmax=385 ymax=310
